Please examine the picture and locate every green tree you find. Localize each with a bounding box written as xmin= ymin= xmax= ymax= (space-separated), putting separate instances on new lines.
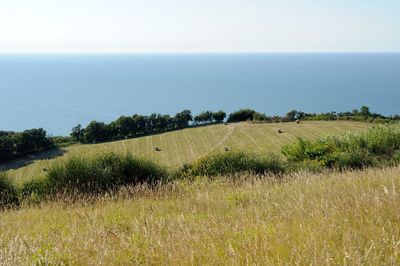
xmin=70 ymin=124 xmax=84 ymax=142
xmin=0 ymin=137 xmax=14 ymax=162
xmin=114 ymin=116 xmax=135 ymax=137
xmin=253 ymin=112 xmax=270 ymax=121
xmin=212 ymin=110 xmax=226 ymax=123
xmin=132 ymin=114 xmax=146 ymax=134
xmin=360 ymin=106 xmax=371 ymax=117
xmin=174 ymin=110 xmax=193 ymax=128
xmin=227 ymin=109 xmax=256 ymax=122
xmin=83 ymin=121 xmax=110 ymax=143
xmin=13 ymin=128 xmax=53 ymax=156
xmin=286 ymin=110 xmax=306 ymax=121
xmin=286 ymin=110 xmax=298 ymax=121
xmin=194 ymin=111 xmax=214 ymax=124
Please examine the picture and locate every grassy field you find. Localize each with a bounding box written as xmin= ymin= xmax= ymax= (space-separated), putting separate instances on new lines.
xmin=1 ymin=166 xmax=399 ymax=265
xmin=3 ymin=121 xmax=371 ymax=183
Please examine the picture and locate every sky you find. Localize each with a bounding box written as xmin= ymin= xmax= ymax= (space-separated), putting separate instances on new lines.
xmin=0 ymin=0 xmax=399 ymax=53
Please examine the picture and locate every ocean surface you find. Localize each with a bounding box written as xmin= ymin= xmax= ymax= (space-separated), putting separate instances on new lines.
xmin=0 ymin=53 xmax=399 ymax=136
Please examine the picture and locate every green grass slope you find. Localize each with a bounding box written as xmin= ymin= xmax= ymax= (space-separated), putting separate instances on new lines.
xmin=3 ymin=121 xmax=371 ymax=183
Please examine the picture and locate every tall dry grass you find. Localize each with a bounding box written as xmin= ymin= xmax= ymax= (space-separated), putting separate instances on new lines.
xmin=1 ymin=167 xmax=400 ymax=265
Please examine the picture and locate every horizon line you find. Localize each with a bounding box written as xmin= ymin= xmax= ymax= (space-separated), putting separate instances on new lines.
xmin=0 ymin=50 xmax=400 ymax=55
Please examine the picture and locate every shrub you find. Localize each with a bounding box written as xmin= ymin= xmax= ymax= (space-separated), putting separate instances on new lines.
xmin=43 ymin=153 xmax=169 ymax=194
xmin=372 ymin=118 xmax=389 ymax=124
xmin=282 ymin=137 xmax=340 ymax=167
xmin=180 ymin=150 xmax=285 ymax=177
xmin=282 ymin=125 xmax=400 ymax=170
xmin=363 ymin=126 xmax=400 ymax=156
xmin=333 ymin=149 xmax=374 ymax=170
xmin=20 ymin=177 xmax=51 ymax=200
xmin=0 ymin=172 xmax=19 ymax=208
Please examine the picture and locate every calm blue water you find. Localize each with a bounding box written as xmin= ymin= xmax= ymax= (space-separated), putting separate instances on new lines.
xmin=0 ymin=53 xmax=399 ymax=135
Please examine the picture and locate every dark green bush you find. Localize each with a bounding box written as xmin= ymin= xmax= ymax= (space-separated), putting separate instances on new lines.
xmin=0 ymin=172 xmax=19 ymax=208
xmin=20 ymin=177 xmax=51 ymax=200
xmin=0 ymin=128 xmax=54 ymax=163
xmin=180 ymin=150 xmax=285 ymax=177
xmin=44 ymin=153 xmax=169 ymax=194
xmin=333 ymin=149 xmax=374 ymax=170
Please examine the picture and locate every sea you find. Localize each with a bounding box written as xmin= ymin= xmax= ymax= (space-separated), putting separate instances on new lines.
xmin=0 ymin=53 xmax=399 ymax=136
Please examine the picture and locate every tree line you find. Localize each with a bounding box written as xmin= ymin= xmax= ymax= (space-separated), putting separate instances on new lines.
xmin=228 ymin=106 xmax=400 ymax=124
xmin=71 ymin=110 xmax=227 ymax=143
xmin=0 ymin=106 xmax=398 ymax=164
xmin=0 ymin=129 xmax=53 ymax=163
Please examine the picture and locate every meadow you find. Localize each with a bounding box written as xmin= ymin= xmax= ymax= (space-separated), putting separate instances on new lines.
xmin=3 ymin=121 xmax=371 ymax=183
xmin=2 ymin=120 xmax=400 ymax=265
xmin=1 ymin=166 xmax=399 ymax=265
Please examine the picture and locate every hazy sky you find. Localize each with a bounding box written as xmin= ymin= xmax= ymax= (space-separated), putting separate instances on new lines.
xmin=0 ymin=0 xmax=399 ymax=53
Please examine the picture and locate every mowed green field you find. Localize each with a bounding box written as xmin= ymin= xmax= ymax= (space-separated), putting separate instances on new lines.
xmin=3 ymin=121 xmax=371 ymax=183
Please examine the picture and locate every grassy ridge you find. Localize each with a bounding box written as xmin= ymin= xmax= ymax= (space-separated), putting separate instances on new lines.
xmin=1 ymin=167 xmax=400 ymax=264
xmin=4 ymin=121 xmax=371 ymax=183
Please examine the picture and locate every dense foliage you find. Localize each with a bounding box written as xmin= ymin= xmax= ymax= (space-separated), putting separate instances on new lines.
xmin=194 ymin=110 xmax=226 ymax=124
xmin=226 ymin=106 xmax=400 ymax=124
xmin=180 ymin=150 xmax=285 ymax=177
xmin=282 ymin=106 xmax=398 ymax=123
xmin=0 ymin=128 xmax=54 ymax=163
xmin=72 ymin=110 xmax=226 ymax=144
xmin=72 ymin=110 xmax=195 ymax=143
xmin=282 ymin=125 xmax=400 ymax=171
xmin=21 ymin=153 xmax=169 ymax=198
xmin=227 ymin=109 xmax=257 ymax=122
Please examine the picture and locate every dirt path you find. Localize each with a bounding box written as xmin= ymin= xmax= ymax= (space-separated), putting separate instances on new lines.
xmin=217 ymin=123 xmax=235 ymax=146
xmin=192 ymin=124 xmax=235 ymax=162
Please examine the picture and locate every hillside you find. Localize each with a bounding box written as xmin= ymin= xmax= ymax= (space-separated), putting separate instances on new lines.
xmin=3 ymin=121 xmax=371 ymax=183
xmin=1 ymin=166 xmax=399 ymax=264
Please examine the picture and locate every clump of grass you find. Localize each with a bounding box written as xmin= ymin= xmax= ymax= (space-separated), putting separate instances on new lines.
xmin=180 ymin=150 xmax=285 ymax=177
xmin=0 ymin=172 xmax=19 ymax=208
